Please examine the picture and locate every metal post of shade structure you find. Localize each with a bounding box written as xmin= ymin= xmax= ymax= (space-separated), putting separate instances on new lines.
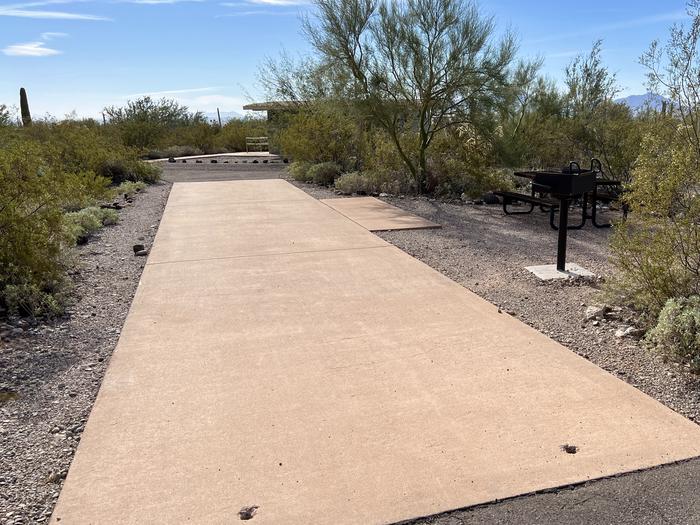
xmin=556 ymin=197 xmax=569 ymax=271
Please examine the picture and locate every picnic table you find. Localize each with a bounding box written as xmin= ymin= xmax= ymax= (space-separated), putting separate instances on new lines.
xmin=494 ymin=160 xmax=624 ymax=271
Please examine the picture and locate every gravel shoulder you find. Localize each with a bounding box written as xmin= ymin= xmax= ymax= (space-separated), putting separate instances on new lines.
xmin=0 ymin=181 xmax=171 ymax=524
xmin=289 ymin=178 xmax=700 ymax=423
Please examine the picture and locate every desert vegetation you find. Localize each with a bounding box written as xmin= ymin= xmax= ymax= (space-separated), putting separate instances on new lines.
xmin=0 ymin=85 xmax=269 ymax=318
xmin=4 ymin=0 xmax=700 ymax=372
xmin=258 ymin=0 xmax=700 ymax=371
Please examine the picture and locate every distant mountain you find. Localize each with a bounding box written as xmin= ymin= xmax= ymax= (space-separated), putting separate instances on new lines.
xmin=615 ymin=92 xmax=668 ymax=112
xmin=203 ymin=110 xmax=244 ymax=124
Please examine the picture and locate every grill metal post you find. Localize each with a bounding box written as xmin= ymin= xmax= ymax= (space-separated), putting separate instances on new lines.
xmin=556 ymin=197 xmax=569 ymax=271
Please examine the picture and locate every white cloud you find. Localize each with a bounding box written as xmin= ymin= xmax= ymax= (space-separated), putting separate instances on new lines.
xmin=217 ymin=9 xmax=296 ymax=16
xmin=246 ymin=0 xmax=308 ymax=4
xmin=40 ymin=31 xmax=68 ymax=40
xmin=126 ymin=86 xmax=222 ymax=97
xmin=126 ymin=0 xmax=203 ymax=4
xmin=0 ymin=0 xmax=109 ymax=20
xmin=3 ymin=41 xmax=62 ymax=56
xmin=218 ymin=0 xmax=308 ymax=10
xmin=2 ymin=30 xmax=68 ymax=56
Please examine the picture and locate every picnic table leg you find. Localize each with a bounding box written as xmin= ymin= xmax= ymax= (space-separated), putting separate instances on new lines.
xmin=557 ymin=197 xmax=569 ymax=272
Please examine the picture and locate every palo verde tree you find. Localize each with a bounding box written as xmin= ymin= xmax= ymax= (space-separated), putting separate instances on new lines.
xmin=304 ymin=0 xmax=519 ymax=192
xmin=564 ymin=41 xmax=640 ymax=181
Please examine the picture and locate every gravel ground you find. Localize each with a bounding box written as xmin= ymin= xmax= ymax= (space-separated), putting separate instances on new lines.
xmin=290 ymin=179 xmax=700 ymax=424
xmin=0 ymin=182 xmax=170 ymax=524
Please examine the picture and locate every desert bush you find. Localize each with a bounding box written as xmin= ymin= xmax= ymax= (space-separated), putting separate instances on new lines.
xmin=278 ymin=103 xmax=362 ymax=168
xmin=0 ymin=139 xmax=110 ymax=316
xmin=647 ymin=296 xmax=700 ymax=372
xmin=334 ymin=172 xmax=367 ymax=194
xmin=18 ymin=120 xmax=160 ymax=186
xmin=288 ymin=161 xmax=313 ymax=182
xmin=97 ymin=158 xmax=160 ymax=184
xmin=334 ymin=169 xmax=411 ymax=195
xmin=0 ymin=104 xmax=13 ymax=127
xmin=104 ymin=96 xmax=206 ymax=151
xmin=147 ymin=145 xmax=203 ymax=159
xmin=308 ymin=162 xmax=341 ymax=185
xmin=215 ymin=118 xmax=268 ymax=152
xmin=426 ymin=127 xmax=515 ymax=198
xmin=115 ymin=180 xmax=147 ymax=198
xmin=64 ymin=207 xmax=119 ymax=245
xmin=608 ymin=115 xmax=700 ymax=318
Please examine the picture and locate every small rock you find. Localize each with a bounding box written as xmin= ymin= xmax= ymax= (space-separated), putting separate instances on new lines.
xmin=168 ymin=157 xmax=176 ymax=163
xmin=239 ymin=505 xmax=259 ymax=520
xmin=615 ymin=326 xmax=644 ymax=339
xmin=210 ymin=159 xmax=217 ymax=164
xmin=135 ymin=249 xmax=149 ymax=257
xmin=379 ymin=192 xmax=389 ymax=198
xmin=585 ymin=305 xmax=608 ymax=321
xmin=132 ymin=244 xmax=145 ymax=254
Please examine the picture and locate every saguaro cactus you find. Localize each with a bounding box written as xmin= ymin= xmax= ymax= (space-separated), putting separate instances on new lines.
xmin=19 ymin=87 xmax=31 ymax=126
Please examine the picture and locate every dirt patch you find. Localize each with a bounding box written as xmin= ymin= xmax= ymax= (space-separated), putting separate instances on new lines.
xmin=0 ymin=181 xmax=171 ymax=524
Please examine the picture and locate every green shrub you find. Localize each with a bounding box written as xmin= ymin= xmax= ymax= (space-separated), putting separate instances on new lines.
xmin=434 ymin=163 xmax=516 ymax=199
xmin=278 ymin=103 xmax=362 ymax=168
xmin=608 ymin=116 xmax=700 ymax=318
xmin=0 ymin=140 xmax=109 ymax=317
xmin=334 ymin=171 xmax=368 ymax=194
xmin=98 ymin=158 xmax=160 ymax=184
xmin=647 ymin=297 xmax=700 ymax=372
xmin=425 ymin=127 xmax=516 ymax=198
xmin=308 ymin=162 xmax=341 ymax=185
xmin=104 ymin=96 xmax=206 ymax=151
xmin=215 ymin=118 xmax=268 ymax=152
xmin=147 ymin=145 xmax=203 ymax=159
xmin=334 ymin=169 xmax=411 ymax=195
xmin=2 ymin=282 xmax=66 ymax=318
xmin=288 ymin=161 xmax=313 ymax=182
xmin=115 ymin=180 xmax=147 ymax=198
xmin=63 ymin=207 xmax=119 ymax=245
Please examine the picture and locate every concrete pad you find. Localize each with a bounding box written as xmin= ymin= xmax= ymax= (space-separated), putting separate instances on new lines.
xmin=526 ymin=263 xmax=596 ymax=280
xmin=149 ymin=181 xmax=386 ymax=264
xmin=321 ymin=196 xmax=441 ymax=231
xmin=52 ymin=180 xmax=700 ymax=525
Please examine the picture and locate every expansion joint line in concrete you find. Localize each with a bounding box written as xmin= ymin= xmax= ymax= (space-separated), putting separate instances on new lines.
xmin=146 ymin=244 xmax=392 ymax=267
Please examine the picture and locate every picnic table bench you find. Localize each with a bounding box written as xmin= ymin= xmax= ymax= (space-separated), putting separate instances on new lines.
xmin=496 ymin=159 xmax=625 ymax=230
xmin=245 ymin=136 xmax=269 ymax=152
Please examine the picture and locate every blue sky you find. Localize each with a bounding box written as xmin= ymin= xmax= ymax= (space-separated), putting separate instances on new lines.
xmin=0 ymin=0 xmax=691 ymax=119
